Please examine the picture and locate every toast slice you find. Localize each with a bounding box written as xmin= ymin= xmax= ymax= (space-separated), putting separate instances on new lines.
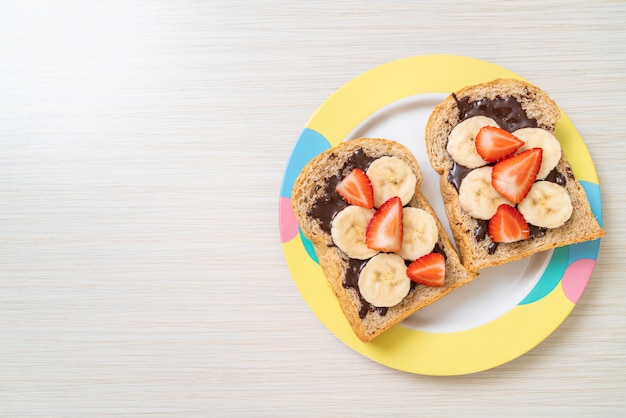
xmin=425 ymin=78 xmax=604 ymax=272
xmin=291 ymin=138 xmax=478 ymax=342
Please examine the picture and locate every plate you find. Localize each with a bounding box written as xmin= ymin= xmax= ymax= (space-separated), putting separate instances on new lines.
xmin=278 ymin=55 xmax=603 ymax=375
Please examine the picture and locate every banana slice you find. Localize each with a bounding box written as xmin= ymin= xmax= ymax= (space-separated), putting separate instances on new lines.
xmin=459 ymin=166 xmax=513 ymax=220
xmin=518 ymin=181 xmax=572 ymax=228
xmin=397 ymin=207 xmax=439 ymax=261
xmin=331 ymin=206 xmax=379 ymax=259
xmin=358 ymin=253 xmax=411 ymax=308
xmin=366 ymin=156 xmax=416 ymax=208
xmin=446 ymin=116 xmax=500 ymax=168
xmin=512 ymin=128 xmax=562 ymax=179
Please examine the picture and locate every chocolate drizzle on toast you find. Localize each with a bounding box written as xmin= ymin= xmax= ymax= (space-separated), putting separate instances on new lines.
xmin=307 ymin=149 xmax=376 ymax=234
xmin=448 ymin=94 xmax=570 ymax=254
xmin=309 ymin=148 xmax=448 ymax=319
xmin=308 ymin=149 xmax=384 ymax=319
xmin=343 ymin=244 xmax=447 ymax=319
xmin=452 ymin=93 xmax=538 ymax=132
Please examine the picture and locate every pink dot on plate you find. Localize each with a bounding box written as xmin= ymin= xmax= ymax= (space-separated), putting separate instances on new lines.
xmin=279 ymin=196 xmax=299 ymax=243
xmin=562 ymin=258 xmax=596 ymax=303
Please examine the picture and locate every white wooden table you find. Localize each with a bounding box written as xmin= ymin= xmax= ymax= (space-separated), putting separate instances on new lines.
xmin=2 ymin=1 xmax=625 ymax=416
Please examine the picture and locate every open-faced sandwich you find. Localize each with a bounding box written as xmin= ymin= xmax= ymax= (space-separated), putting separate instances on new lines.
xmin=291 ymin=138 xmax=478 ymax=342
xmin=425 ymin=78 xmax=604 ymax=272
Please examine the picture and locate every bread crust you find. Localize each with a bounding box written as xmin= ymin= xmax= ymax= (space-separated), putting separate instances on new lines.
xmin=425 ymin=79 xmax=605 ymax=272
xmin=292 ymin=138 xmax=478 ymax=342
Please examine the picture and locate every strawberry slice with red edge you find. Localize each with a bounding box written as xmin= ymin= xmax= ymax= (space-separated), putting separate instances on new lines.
xmin=365 ymin=196 xmax=403 ymax=252
xmin=488 ymin=204 xmax=530 ymax=243
xmin=475 ymin=126 xmax=525 ymax=162
xmin=492 ymin=147 xmax=542 ymax=204
xmin=335 ymin=168 xmax=374 ymax=208
xmin=406 ymin=252 xmax=445 ymax=287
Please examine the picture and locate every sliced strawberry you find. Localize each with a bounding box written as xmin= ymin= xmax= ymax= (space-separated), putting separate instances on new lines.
xmin=488 ymin=204 xmax=530 ymax=243
xmin=365 ymin=196 xmax=403 ymax=252
xmin=335 ymin=168 xmax=374 ymax=208
xmin=406 ymin=252 xmax=445 ymax=287
xmin=475 ymin=126 xmax=525 ymax=162
xmin=492 ymin=147 xmax=542 ymax=204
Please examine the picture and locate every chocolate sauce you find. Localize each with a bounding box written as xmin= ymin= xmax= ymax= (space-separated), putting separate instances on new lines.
xmin=529 ymin=225 xmax=547 ymax=239
xmin=545 ymin=167 xmax=566 ymax=186
xmin=452 ymin=93 xmax=538 ymax=132
xmin=306 ymin=174 xmax=347 ymax=235
xmin=472 ymin=220 xmax=498 ymax=253
xmin=343 ymin=258 xmax=378 ymax=319
xmin=432 ymin=243 xmax=447 ymax=260
xmin=475 ymin=219 xmax=489 ymax=241
xmin=343 ymin=258 xmax=367 ymax=289
xmin=307 ymin=149 xmax=377 ymax=234
xmin=343 ymin=259 xmax=394 ymax=319
xmin=448 ymin=161 xmax=474 ymax=193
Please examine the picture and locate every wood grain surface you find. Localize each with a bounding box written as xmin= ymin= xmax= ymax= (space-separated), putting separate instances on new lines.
xmin=1 ymin=1 xmax=625 ymax=416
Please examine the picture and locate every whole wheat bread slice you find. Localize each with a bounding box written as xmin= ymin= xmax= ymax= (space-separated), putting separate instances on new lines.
xmin=425 ymin=78 xmax=604 ymax=272
xmin=292 ymin=138 xmax=478 ymax=342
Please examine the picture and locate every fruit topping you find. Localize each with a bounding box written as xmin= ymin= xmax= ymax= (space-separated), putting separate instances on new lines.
xmin=517 ymin=181 xmax=573 ymax=229
xmin=475 ymin=126 xmax=524 ymax=162
xmin=458 ymin=166 xmax=514 ymax=220
xmin=488 ymin=204 xmax=530 ymax=243
xmin=446 ymin=116 xmax=499 ymax=169
xmin=330 ymin=206 xmax=379 ymax=260
xmin=512 ymin=128 xmax=563 ymax=180
xmin=406 ymin=252 xmax=445 ymax=287
xmin=397 ymin=207 xmax=438 ymax=261
xmin=491 ymin=147 xmax=543 ymax=204
xmin=366 ymin=156 xmax=417 ymax=207
xmin=335 ymin=168 xmax=374 ymax=208
xmin=365 ymin=196 xmax=403 ymax=253
xmin=358 ymin=253 xmax=411 ymax=307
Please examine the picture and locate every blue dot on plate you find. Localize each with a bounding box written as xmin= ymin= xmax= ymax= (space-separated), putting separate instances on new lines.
xmin=300 ymin=229 xmax=319 ymax=264
xmin=280 ymin=128 xmax=331 ymax=199
xmin=518 ymin=246 xmax=569 ymax=305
